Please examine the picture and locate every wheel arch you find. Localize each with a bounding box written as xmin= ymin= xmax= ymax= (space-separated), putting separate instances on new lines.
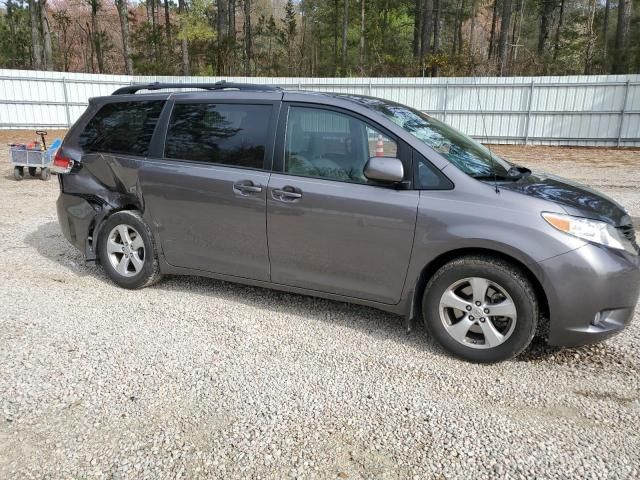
xmin=409 ymin=247 xmax=550 ymax=336
xmin=88 ymin=204 xmax=144 ymax=263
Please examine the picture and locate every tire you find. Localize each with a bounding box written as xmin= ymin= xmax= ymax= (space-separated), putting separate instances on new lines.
xmin=40 ymin=168 xmax=51 ymax=181
xmin=97 ymin=210 xmax=162 ymax=289
xmin=28 ymin=167 xmax=37 ymax=177
xmin=13 ymin=166 xmax=23 ymax=181
xmin=422 ymin=255 xmax=538 ymax=363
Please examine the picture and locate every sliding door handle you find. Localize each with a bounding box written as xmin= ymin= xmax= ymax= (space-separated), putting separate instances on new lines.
xmin=272 ymin=187 xmax=303 ymax=200
xmin=233 ymin=181 xmax=262 ymax=194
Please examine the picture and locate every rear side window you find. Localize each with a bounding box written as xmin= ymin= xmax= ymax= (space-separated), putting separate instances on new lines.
xmin=164 ymin=103 xmax=272 ymax=169
xmin=79 ymin=100 xmax=164 ymax=156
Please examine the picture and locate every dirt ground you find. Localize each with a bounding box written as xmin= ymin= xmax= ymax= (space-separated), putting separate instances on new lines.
xmin=1 ymin=133 xmax=639 ymax=479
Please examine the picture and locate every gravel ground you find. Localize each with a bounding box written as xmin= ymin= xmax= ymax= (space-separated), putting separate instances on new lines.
xmin=0 ymin=142 xmax=639 ymax=479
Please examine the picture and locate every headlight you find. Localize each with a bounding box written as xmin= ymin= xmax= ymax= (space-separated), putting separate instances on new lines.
xmin=542 ymin=212 xmax=635 ymax=254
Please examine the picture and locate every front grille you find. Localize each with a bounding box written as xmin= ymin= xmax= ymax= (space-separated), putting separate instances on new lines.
xmin=618 ymin=223 xmax=639 ymax=253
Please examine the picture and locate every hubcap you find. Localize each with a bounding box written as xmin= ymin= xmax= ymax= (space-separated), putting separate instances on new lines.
xmin=106 ymin=224 xmax=145 ymax=277
xmin=438 ymin=277 xmax=517 ymax=349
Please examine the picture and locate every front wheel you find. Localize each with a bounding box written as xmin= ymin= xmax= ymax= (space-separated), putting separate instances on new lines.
xmin=423 ymin=255 xmax=538 ymax=363
xmin=98 ymin=210 xmax=162 ymax=289
xmin=40 ymin=167 xmax=51 ymax=181
xmin=13 ymin=166 xmax=24 ymax=181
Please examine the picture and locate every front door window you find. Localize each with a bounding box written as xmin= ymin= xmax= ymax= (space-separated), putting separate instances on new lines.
xmin=285 ymin=106 xmax=397 ymax=183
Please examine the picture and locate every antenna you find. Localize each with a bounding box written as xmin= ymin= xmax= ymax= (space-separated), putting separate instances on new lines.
xmin=471 ymin=75 xmax=500 ymax=194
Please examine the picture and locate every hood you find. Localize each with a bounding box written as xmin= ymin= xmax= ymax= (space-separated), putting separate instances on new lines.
xmin=498 ymin=171 xmax=631 ymax=226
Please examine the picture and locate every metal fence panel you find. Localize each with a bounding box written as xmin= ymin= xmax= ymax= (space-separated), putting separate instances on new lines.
xmin=0 ymin=69 xmax=638 ymax=146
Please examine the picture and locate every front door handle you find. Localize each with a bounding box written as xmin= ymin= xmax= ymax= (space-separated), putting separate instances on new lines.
xmin=272 ymin=186 xmax=303 ymax=201
xmin=233 ymin=180 xmax=262 ymax=194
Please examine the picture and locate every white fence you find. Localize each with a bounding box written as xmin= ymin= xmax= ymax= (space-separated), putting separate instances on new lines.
xmin=0 ymin=69 xmax=639 ymax=147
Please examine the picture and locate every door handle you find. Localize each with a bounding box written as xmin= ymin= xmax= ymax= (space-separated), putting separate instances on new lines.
xmin=272 ymin=187 xmax=303 ymax=200
xmin=233 ymin=181 xmax=262 ymax=194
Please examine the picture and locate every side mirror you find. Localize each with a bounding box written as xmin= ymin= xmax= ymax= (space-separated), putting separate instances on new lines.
xmin=363 ymin=157 xmax=404 ymax=183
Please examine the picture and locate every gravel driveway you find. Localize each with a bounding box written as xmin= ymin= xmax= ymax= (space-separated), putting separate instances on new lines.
xmin=1 ymin=145 xmax=639 ymax=479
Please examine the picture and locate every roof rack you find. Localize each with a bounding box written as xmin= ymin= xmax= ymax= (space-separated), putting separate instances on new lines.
xmin=111 ymin=80 xmax=281 ymax=95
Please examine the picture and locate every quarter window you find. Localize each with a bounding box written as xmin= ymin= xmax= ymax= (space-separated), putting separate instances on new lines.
xmin=285 ymin=106 xmax=398 ymax=183
xmin=79 ymin=100 xmax=165 ymax=156
xmin=164 ymin=103 xmax=272 ymax=169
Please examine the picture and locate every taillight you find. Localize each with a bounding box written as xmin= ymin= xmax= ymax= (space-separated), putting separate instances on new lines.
xmin=51 ymin=151 xmax=74 ymax=174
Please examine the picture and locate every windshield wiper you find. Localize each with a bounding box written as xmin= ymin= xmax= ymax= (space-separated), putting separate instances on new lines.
xmin=472 ymin=166 xmax=531 ymax=182
xmin=506 ymin=166 xmax=532 ymax=178
xmin=471 ymin=173 xmax=514 ymax=181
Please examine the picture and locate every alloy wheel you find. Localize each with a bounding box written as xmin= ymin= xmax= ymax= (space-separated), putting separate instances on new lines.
xmin=438 ymin=277 xmax=517 ymax=349
xmin=106 ymin=224 xmax=145 ymax=277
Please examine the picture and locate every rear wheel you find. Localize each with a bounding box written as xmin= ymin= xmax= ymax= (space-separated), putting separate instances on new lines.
xmin=13 ymin=166 xmax=23 ymax=181
xmin=28 ymin=167 xmax=37 ymax=177
xmin=423 ymin=255 xmax=538 ymax=363
xmin=98 ymin=211 xmax=162 ymax=289
xmin=40 ymin=168 xmax=51 ymax=181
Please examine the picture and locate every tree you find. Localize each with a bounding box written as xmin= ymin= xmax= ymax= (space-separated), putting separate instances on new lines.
xmin=552 ymin=0 xmax=564 ymax=63
xmin=86 ymin=0 xmax=105 ymax=73
xmin=602 ymin=0 xmax=610 ymax=62
xmin=164 ymin=0 xmax=171 ymax=46
xmin=413 ymin=0 xmax=422 ymax=58
xmin=1 ymin=0 xmax=639 ymax=77
xmin=40 ymin=0 xmax=53 ymax=70
xmin=244 ymin=0 xmax=252 ymax=74
xmin=613 ymin=0 xmax=631 ymax=73
xmin=584 ymin=0 xmax=597 ymax=74
xmin=341 ymin=0 xmax=348 ymax=75
xmin=359 ymin=0 xmax=365 ymax=73
xmin=488 ymin=0 xmax=498 ymax=59
xmin=498 ymin=0 xmax=513 ymax=75
xmin=217 ymin=0 xmax=228 ymax=74
xmin=538 ymin=0 xmax=554 ymax=54
xmin=4 ymin=0 xmax=17 ymax=68
xmin=115 ymin=0 xmax=134 ymax=74
xmin=51 ymin=9 xmax=72 ymax=71
xmin=177 ymin=0 xmax=190 ymax=75
xmin=432 ymin=0 xmax=441 ymax=75
xmin=281 ymin=0 xmax=297 ymax=75
xmin=420 ymin=0 xmax=433 ymax=61
xmin=28 ymin=0 xmax=42 ymax=69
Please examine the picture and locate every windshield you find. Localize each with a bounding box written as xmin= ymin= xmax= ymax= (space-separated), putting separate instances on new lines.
xmin=352 ymin=97 xmax=512 ymax=178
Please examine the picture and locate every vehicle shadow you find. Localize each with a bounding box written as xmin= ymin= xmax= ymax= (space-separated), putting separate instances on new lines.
xmin=26 ymin=220 xmax=619 ymax=365
xmin=24 ymin=221 xmax=443 ymax=357
xmin=23 ymin=220 xmax=104 ymax=279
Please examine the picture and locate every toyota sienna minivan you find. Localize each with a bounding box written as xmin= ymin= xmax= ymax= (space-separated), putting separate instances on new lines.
xmin=53 ymin=81 xmax=640 ymax=363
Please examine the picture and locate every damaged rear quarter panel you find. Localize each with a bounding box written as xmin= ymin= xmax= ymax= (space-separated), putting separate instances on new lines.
xmin=60 ymin=153 xmax=147 ymax=261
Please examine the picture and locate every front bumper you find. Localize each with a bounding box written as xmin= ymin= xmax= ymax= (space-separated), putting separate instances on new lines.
xmin=539 ymin=243 xmax=640 ymax=347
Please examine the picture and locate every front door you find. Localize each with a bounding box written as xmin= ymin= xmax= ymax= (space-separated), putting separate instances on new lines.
xmin=267 ymin=105 xmax=419 ymax=304
xmin=142 ymin=100 xmax=277 ymax=281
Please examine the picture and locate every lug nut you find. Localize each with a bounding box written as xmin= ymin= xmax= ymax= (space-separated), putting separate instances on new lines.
xmin=475 ymin=301 xmax=481 ymax=306
xmin=484 ymin=308 xmax=490 ymax=314
xmin=480 ymin=317 xmax=486 ymax=322
xmin=466 ymin=305 xmax=472 ymax=311
xmin=468 ymin=315 xmax=475 ymax=321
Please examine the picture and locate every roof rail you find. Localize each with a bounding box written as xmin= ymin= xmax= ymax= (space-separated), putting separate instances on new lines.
xmin=112 ymin=80 xmax=281 ymax=95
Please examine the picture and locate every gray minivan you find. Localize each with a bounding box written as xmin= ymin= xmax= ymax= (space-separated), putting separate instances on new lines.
xmin=54 ymin=82 xmax=640 ymax=363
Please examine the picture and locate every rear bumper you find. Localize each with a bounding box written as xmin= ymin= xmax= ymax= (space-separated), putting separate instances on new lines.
xmin=539 ymin=244 xmax=640 ymax=347
xmin=56 ymin=192 xmax=98 ymax=253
